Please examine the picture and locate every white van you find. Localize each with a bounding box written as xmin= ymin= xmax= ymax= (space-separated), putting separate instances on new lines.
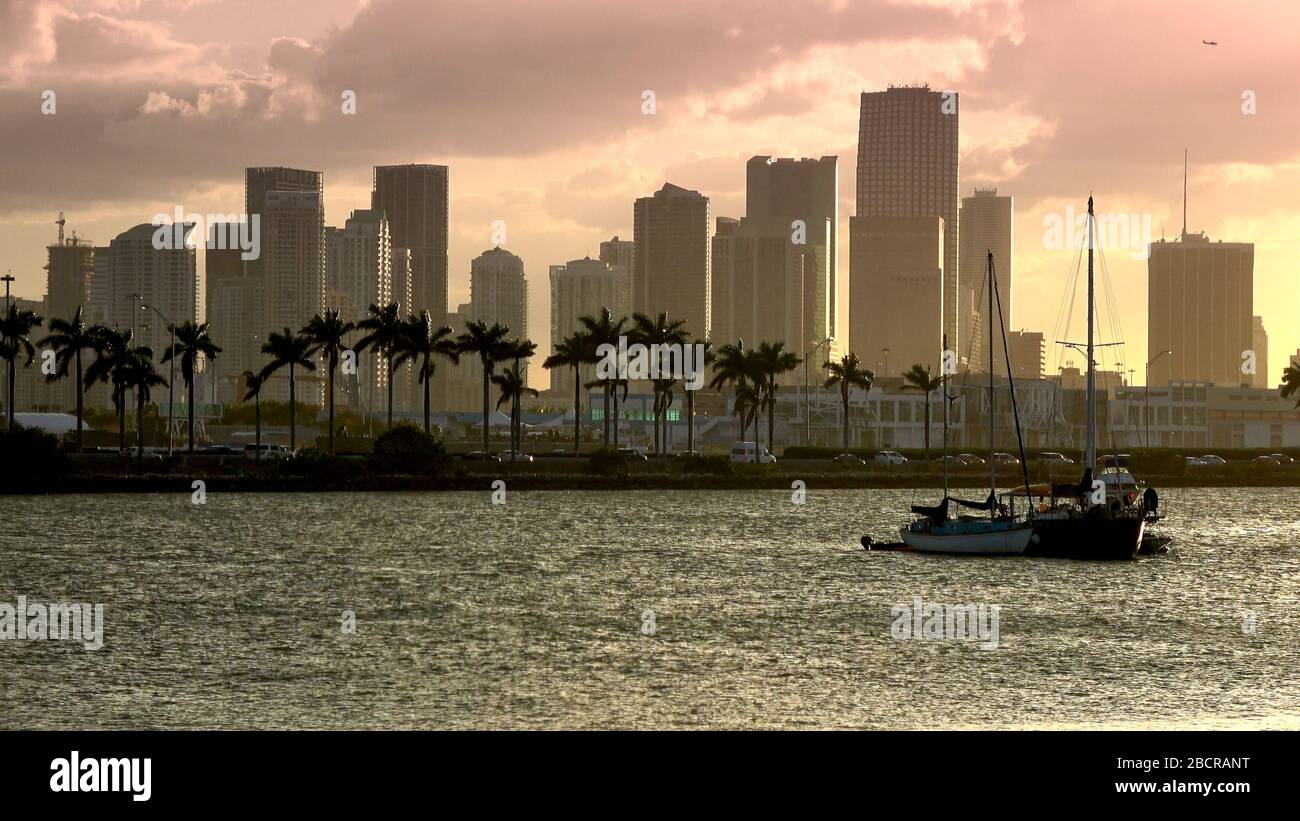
xmin=730 ymin=442 xmax=776 ymax=464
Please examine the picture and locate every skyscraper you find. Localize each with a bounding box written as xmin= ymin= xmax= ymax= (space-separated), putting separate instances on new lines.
xmin=849 ymin=215 xmax=944 ymax=379
xmin=1006 ymin=330 xmax=1045 ymax=382
xmin=206 ymin=222 xmax=261 ymax=403
xmin=856 ymin=86 xmax=959 ymax=353
xmin=1147 ymin=232 xmax=1254 ymax=387
xmin=471 ymin=247 xmax=529 ymax=382
xmin=711 ymin=216 xmax=821 ymax=372
xmin=326 ymin=209 xmax=394 ymax=412
xmin=245 ymin=167 xmax=322 ymax=225
xmin=745 ymin=155 xmax=838 ymax=340
xmin=44 ymin=233 xmax=96 ymax=409
xmin=959 ymin=188 xmax=1013 ymax=374
xmin=632 ymin=183 xmax=711 ymax=340
xmin=1252 ymin=315 xmax=1269 ymax=389
xmin=549 ymin=256 xmax=630 ymax=394
xmin=371 ymin=164 xmax=449 ymax=324
xmin=599 ymin=236 xmax=635 ymax=275
xmin=261 ymin=190 xmax=326 ymax=337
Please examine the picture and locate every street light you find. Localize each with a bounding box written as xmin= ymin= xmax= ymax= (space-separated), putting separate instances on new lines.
xmin=1145 ymin=349 xmax=1173 ymax=449
xmin=882 ymin=347 xmax=891 ymax=379
xmin=805 ymin=336 xmax=834 ymax=446
xmin=142 ymin=303 xmax=176 ymax=454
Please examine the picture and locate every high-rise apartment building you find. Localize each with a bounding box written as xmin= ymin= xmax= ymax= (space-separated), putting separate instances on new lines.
xmin=959 ymin=188 xmax=1012 ymax=374
xmin=849 ymin=215 xmax=944 ymax=379
xmin=470 ymin=247 xmax=528 ymax=382
xmin=856 ymin=86 xmax=959 ymax=352
xmin=745 ymin=155 xmax=838 ymax=339
xmin=326 ymin=209 xmax=394 ymax=412
xmin=632 ymin=183 xmax=711 ymax=341
xmin=371 ymin=164 xmax=449 ymax=324
xmin=206 ymin=222 xmax=262 ymax=403
xmin=599 ymin=236 xmax=635 ymax=275
xmin=1147 ymin=232 xmax=1253 ymax=387
xmin=1006 ymin=330 xmax=1045 ymax=382
xmin=549 ymin=255 xmax=630 ymax=394
xmin=1252 ymin=315 xmax=1269 ymax=389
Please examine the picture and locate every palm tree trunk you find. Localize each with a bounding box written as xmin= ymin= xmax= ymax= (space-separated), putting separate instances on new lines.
xmin=187 ymin=371 xmax=195 ymax=454
xmin=328 ymin=363 xmax=336 ymax=454
xmin=423 ymin=363 xmax=431 ymax=434
xmin=602 ymin=385 xmax=610 ymax=446
xmin=289 ymin=362 xmax=297 ymax=451
xmin=8 ymin=357 xmax=15 ymax=431
xmin=137 ymin=392 xmax=146 ymax=462
xmin=841 ymin=385 xmax=849 ymax=452
xmin=118 ymin=394 xmax=126 ymax=452
xmin=481 ymin=361 xmax=490 ymax=454
xmin=687 ymin=389 xmax=694 ymax=453
xmin=613 ymin=385 xmax=620 ymax=448
xmin=923 ymin=391 xmax=931 ymax=461
xmin=75 ymin=350 xmax=84 ymax=453
xmin=254 ymin=396 xmax=261 ymax=464
xmin=386 ymin=352 xmax=394 ymax=430
xmin=574 ymin=372 xmax=582 ymax=455
xmin=768 ymin=387 xmax=776 ymax=457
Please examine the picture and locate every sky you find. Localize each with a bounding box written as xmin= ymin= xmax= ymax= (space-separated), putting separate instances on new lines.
xmin=2 ymin=0 xmax=1298 ymax=389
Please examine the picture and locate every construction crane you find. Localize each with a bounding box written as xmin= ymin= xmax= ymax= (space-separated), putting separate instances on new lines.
xmin=55 ymin=211 xmax=65 ymax=245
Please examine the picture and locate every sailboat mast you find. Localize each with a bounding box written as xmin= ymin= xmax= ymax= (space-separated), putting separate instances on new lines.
xmin=987 ymin=250 xmax=996 ymax=517
xmin=1086 ymin=196 xmax=1096 ymax=472
xmin=942 ymin=333 xmax=949 ymax=499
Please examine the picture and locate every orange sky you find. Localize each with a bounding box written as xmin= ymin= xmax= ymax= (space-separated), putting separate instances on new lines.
xmin=2 ymin=0 xmax=1297 ymax=388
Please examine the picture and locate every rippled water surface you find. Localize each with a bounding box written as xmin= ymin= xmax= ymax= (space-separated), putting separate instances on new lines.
xmin=2 ymin=488 xmax=1297 ymax=729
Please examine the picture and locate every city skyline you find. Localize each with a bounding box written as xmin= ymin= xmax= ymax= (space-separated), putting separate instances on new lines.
xmin=1 ymin=0 xmax=1297 ymax=389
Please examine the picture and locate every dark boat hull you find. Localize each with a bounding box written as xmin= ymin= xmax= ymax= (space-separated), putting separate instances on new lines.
xmin=1026 ymin=515 xmax=1144 ymax=560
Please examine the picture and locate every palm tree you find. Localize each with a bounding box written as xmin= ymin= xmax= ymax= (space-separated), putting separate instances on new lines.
xmin=733 ymin=380 xmax=763 ymax=462
xmin=754 ymin=341 xmax=802 ymax=456
xmin=302 ymin=309 xmax=355 ymax=454
xmin=631 ymin=312 xmax=688 ymax=455
xmin=38 ymin=308 xmax=97 ymax=451
xmin=355 ymin=302 xmax=403 ymax=429
xmin=1282 ymin=359 xmax=1300 ymax=409
xmin=579 ymin=308 xmax=628 ymax=448
xmin=162 ymin=320 xmax=221 ymax=454
xmin=456 ymin=320 xmax=513 ymax=454
xmin=500 ymin=338 xmax=537 ymax=457
xmin=492 ymin=365 xmax=539 ymax=455
xmin=686 ymin=340 xmax=712 ymax=455
xmin=0 ymin=303 xmax=43 ymax=431
xmin=710 ymin=340 xmax=753 ymax=443
xmin=824 ymin=352 xmax=875 ymax=453
xmin=83 ymin=326 xmax=134 ymax=451
xmin=394 ymin=311 xmax=458 ymax=435
xmin=242 ymin=370 xmax=264 ymax=463
xmin=543 ymin=331 xmax=591 ymax=455
xmin=901 ymin=363 xmax=944 ymax=460
xmin=122 ymin=346 xmax=167 ymax=462
xmin=259 ymin=328 xmax=315 ymax=451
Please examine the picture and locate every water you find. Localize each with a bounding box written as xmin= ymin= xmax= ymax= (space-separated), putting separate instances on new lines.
xmin=1 ymin=487 xmax=1297 ymax=729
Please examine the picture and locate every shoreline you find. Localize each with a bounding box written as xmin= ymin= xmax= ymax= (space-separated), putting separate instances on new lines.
xmin=5 ymin=470 xmax=1299 ymax=494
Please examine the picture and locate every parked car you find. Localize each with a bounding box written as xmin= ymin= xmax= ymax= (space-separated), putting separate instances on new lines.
xmin=955 ymin=453 xmax=985 ymax=466
xmin=616 ymin=447 xmax=650 ymax=462
xmin=1252 ymin=455 xmax=1282 ymax=465
xmin=201 ymin=444 xmax=242 ymax=455
xmin=1038 ymin=452 xmax=1074 ymax=464
xmin=874 ymin=450 xmax=908 ymax=465
xmin=1199 ymin=454 xmax=1227 ymax=465
xmin=243 ymin=444 xmax=291 ymax=460
xmin=729 ymin=442 xmax=776 ymax=464
xmin=497 ymin=450 xmax=535 ymax=462
xmin=673 ymin=450 xmax=704 ymax=459
xmin=1268 ymin=453 xmax=1295 ymax=463
xmin=833 ymin=452 xmax=866 ymax=465
xmin=991 ymin=452 xmax=1020 ymax=465
xmin=461 ymin=451 xmax=502 ymax=462
xmin=1184 ymin=456 xmax=1206 ymax=467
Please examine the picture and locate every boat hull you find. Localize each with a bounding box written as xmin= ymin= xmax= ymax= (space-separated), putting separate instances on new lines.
xmin=899 ymin=523 xmax=1033 ymax=556
xmin=1025 ymin=514 xmax=1144 ymax=560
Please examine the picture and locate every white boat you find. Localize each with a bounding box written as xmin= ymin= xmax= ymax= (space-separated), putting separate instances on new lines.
xmin=898 ymin=250 xmax=1035 ymax=555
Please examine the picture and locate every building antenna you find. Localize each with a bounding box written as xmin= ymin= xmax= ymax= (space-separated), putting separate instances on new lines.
xmin=1182 ymin=148 xmax=1188 ymax=238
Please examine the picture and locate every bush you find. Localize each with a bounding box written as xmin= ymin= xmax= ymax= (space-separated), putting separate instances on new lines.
xmin=369 ymin=424 xmax=450 ymax=476
xmin=585 ymin=448 xmax=628 ymax=476
xmin=279 ymin=447 xmax=356 ymax=481
xmin=0 ymin=425 xmax=68 ymax=482
xmin=677 ymin=454 xmax=733 ymax=475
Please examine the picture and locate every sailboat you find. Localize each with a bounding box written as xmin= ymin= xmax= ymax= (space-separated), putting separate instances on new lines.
xmin=900 ymin=251 xmax=1035 ymax=556
xmin=1021 ymin=196 xmax=1145 ymax=560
